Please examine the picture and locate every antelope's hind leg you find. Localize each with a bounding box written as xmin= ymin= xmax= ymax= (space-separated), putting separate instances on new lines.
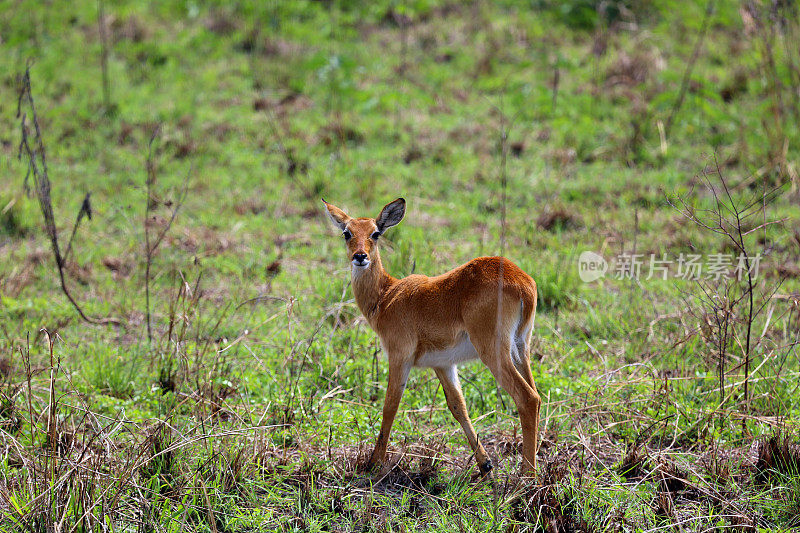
xmin=434 ymin=365 xmax=493 ymax=475
xmin=511 ymin=337 xmax=541 ymax=468
xmin=468 ymin=316 xmax=541 ymax=476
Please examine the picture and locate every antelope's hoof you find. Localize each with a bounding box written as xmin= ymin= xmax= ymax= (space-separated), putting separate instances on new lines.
xmin=479 ymin=459 xmax=493 ymax=476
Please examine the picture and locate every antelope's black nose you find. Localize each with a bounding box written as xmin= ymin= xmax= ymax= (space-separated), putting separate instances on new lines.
xmin=353 ymin=253 xmax=368 ymax=263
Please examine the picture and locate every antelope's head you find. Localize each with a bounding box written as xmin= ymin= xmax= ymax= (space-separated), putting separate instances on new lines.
xmin=322 ymin=198 xmax=406 ymax=271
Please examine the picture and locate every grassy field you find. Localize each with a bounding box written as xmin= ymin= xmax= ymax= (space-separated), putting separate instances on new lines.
xmin=2 ymin=0 xmax=800 ymax=530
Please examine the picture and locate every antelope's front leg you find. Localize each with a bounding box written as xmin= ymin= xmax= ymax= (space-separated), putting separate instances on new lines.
xmin=367 ymin=359 xmax=411 ymax=470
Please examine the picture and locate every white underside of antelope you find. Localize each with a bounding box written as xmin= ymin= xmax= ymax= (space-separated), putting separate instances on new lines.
xmin=414 ymin=333 xmax=478 ymax=367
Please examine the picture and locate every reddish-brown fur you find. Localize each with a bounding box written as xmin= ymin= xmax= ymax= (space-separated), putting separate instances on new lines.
xmin=323 ymin=198 xmax=541 ymax=476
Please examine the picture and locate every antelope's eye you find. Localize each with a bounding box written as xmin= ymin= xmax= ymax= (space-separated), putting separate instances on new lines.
xmin=342 ymin=230 xmax=352 ymax=240
xmin=371 ymin=231 xmax=381 ymax=240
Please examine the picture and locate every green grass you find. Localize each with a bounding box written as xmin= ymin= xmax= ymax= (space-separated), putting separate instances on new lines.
xmin=1 ymin=0 xmax=800 ymax=531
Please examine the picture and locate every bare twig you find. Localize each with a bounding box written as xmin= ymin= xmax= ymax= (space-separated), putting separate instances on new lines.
xmin=664 ymin=0 xmax=715 ymax=139
xmin=666 ymin=155 xmax=783 ymax=422
xmin=143 ymin=126 xmax=190 ymax=342
xmin=16 ymin=64 xmax=118 ymax=326
xmin=63 ymin=193 xmax=92 ymax=264
xmin=97 ymin=0 xmax=113 ymax=113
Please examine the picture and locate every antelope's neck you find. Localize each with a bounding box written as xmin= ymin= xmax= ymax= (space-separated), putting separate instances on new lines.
xmin=352 ymin=253 xmax=394 ymax=323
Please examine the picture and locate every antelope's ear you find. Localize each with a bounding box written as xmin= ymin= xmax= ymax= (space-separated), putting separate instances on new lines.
xmin=322 ymin=198 xmax=350 ymax=231
xmin=375 ymin=198 xmax=405 ymax=234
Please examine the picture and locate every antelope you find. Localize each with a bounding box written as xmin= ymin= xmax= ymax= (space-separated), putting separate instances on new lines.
xmin=322 ymin=198 xmax=541 ymax=476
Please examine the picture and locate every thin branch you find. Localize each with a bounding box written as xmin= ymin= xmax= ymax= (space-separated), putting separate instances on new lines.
xmin=664 ymin=0 xmax=716 ymax=138
xmin=143 ymin=126 xmax=190 ymax=343
xmin=16 ymin=64 xmax=118 ymax=326
xmin=63 ymin=192 xmax=92 ymax=264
